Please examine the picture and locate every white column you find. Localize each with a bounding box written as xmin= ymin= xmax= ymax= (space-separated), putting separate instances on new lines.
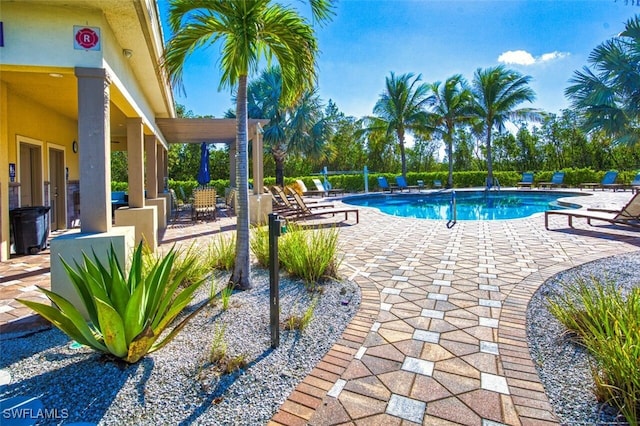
xmin=127 ymin=118 xmax=144 ymax=208
xmin=75 ymin=67 xmax=111 ymax=233
xmin=145 ymin=135 xmax=158 ymax=199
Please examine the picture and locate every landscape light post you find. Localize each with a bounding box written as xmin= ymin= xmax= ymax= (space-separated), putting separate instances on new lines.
xmin=269 ymin=213 xmax=285 ymax=348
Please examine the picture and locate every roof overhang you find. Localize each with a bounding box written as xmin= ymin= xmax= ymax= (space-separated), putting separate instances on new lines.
xmin=156 ymin=118 xmax=269 ymax=144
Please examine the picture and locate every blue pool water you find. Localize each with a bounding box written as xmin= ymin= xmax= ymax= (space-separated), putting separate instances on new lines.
xmin=342 ymin=190 xmax=582 ymax=220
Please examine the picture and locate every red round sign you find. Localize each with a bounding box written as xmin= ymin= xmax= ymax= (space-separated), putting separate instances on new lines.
xmin=75 ymin=28 xmax=99 ymax=49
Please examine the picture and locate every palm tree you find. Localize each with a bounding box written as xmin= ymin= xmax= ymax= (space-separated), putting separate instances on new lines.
xmin=163 ymin=0 xmax=331 ymax=290
xmin=287 ymin=89 xmax=333 ymax=165
xmin=565 ymin=15 xmax=640 ymax=145
xmin=361 ymin=72 xmax=432 ymax=178
xmin=471 ymin=66 xmax=537 ymax=188
xmin=427 ymin=75 xmax=474 ymax=188
xmin=248 ymin=67 xmax=332 ymax=186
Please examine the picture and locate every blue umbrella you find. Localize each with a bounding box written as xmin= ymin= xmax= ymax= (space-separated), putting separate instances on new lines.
xmin=197 ymin=142 xmax=210 ymax=187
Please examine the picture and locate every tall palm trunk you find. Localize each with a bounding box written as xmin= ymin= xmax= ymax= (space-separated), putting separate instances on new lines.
xmin=486 ymin=130 xmax=494 ymax=188
xmin=397 ymin=128 xmax=407 ymax=178
xmin=272 ymin=146 xmax=286 ymax=187
xmin=231 ymin=75 xmax=251 ymax=290
xmin=446 ymin=135 xmax=454 ymax=188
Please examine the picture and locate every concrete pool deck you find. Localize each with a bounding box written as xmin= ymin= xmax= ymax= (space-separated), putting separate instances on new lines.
xmin=1 ymin=188 xmax=639 ymax=425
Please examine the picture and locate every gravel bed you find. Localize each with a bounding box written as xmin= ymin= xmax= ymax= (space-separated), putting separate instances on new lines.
xmin=0 ymin=268 xmax=360 ymax=425
xmin=527 ymin=251 xmax=640 ymax=425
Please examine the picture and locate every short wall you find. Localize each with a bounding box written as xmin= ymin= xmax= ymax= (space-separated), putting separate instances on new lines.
xmin=249 ymin=193 xmax=272 ymax=225
xmin=114 ymin=206 xmax=158 ymax=251
xmin=145 ymin=198 xmax=167 ymax=230
xmin=50 ymin=226 xmax=135 ymax=318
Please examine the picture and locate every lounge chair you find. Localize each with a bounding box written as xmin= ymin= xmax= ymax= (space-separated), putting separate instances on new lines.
xmin=377 ymin=176 xmax=394 ymax=193
xmin=545 ymin=192 xmax=640 ymax=229
xmin=433 ymin=180 xmax=442 ymax=189
xmin=517 ymin=172 xmax=534 ymax=189
xmin=631 ymin=173 xmax=640 ymax=193
xmin=271 ymin=185 xmax=334 ymax=213
xmin=580 ymin=170 xmax=624 ymax=191
xmin=395 ymin=176 xmax=419 ymax=192
xmin=269 ymin=186 xmax=291 ymax=211
xmin=289 ymin=191 xmax=359 ymax=223
xmin=295 ymin=179 xmax=325 ymax=197
xmin=312 ymin=178 xmax=345 ymax=197
xmin=538 ymin=172 xmax=565 ymax=189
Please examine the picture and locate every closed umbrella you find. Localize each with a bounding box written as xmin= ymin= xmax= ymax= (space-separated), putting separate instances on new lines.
xmin=197 ymin=142 xmax=210 ymax=187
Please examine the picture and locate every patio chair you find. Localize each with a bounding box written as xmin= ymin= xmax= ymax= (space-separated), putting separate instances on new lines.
xmin=395 ymin=175 xmax=419 ymax=192
xmin=178 ymin=186 xmax=192 ymax=210
xmin=192 ymin=187 xmax=217 ymax=221
xmin=169 ymin=189 xmax=186 ymax=222
xmin=312 ymin=178 xmax=345 ymax=197
xmin=271 ymin=186 xmax=334 ymax=213
xmin=631 ymin=173 xmax=640 ymax=193
xmin=545 ymin=192 xmax=640 ymax=229
xmin=538 ymin=172 xmax=566 ymax=189
xmin=377 ymin=176 xmax=394 ymax=192
xmin=288 ymin=191 xmax=359 ymax=224
xmin=295 ymin=179 xmax=325 ymax=197
xmin=214 ymin=188 xmax=236 ymax=217
xmin=433 ymin=180 xmax=442 ymax=189
xmin=517 ymin=172 xmax=534 ymax=189
xmin=269 ymin=186 xmax=290 ymax=211
xmin=580 ymin=170 xmax=623 ymax=191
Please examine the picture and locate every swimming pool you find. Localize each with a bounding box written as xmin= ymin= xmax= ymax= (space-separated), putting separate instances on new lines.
xmin=342 ymin=190 xmax=582 ymax=220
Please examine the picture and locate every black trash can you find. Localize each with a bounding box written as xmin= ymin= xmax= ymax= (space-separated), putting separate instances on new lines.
xmin=9 ymin=206 xmax=50 ymax=255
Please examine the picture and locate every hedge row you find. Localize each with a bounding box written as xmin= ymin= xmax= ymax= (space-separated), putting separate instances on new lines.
xmin=111 ymin=168 xmax=639 ymax=201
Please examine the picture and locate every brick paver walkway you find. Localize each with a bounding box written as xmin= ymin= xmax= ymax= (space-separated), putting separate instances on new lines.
xmin=269 ymin=190 xmax=640 ymax=426
xmin=1 ymin=189 xmax=639 ymax=425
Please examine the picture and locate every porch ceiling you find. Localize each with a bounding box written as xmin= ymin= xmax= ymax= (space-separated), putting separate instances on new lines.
xmin=156 ymin=118 xmax=268 ymax=145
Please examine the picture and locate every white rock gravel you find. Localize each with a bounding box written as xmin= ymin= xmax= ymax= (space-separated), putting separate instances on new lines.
xmin=0 ymin=269 xmax=360 ymax=425
xmin=527 ymin=251 xmax=640 ymax=425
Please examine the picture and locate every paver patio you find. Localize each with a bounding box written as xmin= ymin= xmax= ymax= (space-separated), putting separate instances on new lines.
xmin=1 ymin=189 xmax=638 ymax=425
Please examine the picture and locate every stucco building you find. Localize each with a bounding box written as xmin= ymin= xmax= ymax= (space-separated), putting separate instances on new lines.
xmin=0 ymin=0 xmax=267 ymax=306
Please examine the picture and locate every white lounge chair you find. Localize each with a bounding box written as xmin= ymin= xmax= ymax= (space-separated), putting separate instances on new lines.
xmin=545 ymin=192 xmax=640 ymax=229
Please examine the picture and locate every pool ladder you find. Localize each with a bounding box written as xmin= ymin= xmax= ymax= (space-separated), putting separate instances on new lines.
xmin=486 ymin=177 xmax=501 ymax=191
xmin=447 ymin=190 xmax=457 ymax=228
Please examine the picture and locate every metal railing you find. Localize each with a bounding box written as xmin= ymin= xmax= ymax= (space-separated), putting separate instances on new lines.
xmin=447 ymin=190 xmax=457 ymax=228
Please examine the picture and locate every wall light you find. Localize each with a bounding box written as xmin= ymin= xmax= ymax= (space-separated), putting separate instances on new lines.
xmin=123 ymin=49 xmax=133 ymax=58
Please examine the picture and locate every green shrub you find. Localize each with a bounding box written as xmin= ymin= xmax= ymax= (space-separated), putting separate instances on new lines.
xmin=279 ymin=222 xmax=341 ymax=288
xmin=111 ymin=182 xmax=128 ymax=191
xmin=114 ymin=167 xmax=638 ymax=199
xmin=547 ymin=277 xmax=640 ymax=424
xmin=284 ymin=297 xmax=318 ymax=331
xmin=207 ymin=233 xmax=236 ymax=271
xmin=220 ymin=285 xmax=234 ymax=311
xmin=18 ymin=243 xmax=208 ymax=363
xmin=250 ymin=225 xmax=270 ymax=267
xmin=145 ymin=243 xmax=210 ymax=289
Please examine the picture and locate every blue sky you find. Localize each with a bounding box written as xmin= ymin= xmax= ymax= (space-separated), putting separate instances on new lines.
xmin=158 ymin=1 xmax=637 ymax=119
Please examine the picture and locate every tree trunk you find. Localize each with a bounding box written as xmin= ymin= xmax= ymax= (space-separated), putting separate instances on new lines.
xmin=398 ymin=129 xmax=407 ymax=178
xmin=447 ymin=135 xmax=454 ymax=189
xmin=275 ymin=163 xmax=284 ymax=187
xmin=231 ymin=75 xmax=251 ymax=290
xmin=486 ymin=127 xmax=494 ymax=188
xmin=273 ymin=147 xmax=286 ymax=187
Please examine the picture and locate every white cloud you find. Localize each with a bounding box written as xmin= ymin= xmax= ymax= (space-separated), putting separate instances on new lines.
xmin=539 ymin=51 xmax=568 ymax=62
xmin=498 ymin=50 xmax=569 ymax=66
xmin=498 ymin=50 xmax=535 ymax=65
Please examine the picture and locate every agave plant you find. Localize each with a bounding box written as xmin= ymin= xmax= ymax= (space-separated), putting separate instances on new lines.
xmin=18 ymin=242 xmax=208 ymax=363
